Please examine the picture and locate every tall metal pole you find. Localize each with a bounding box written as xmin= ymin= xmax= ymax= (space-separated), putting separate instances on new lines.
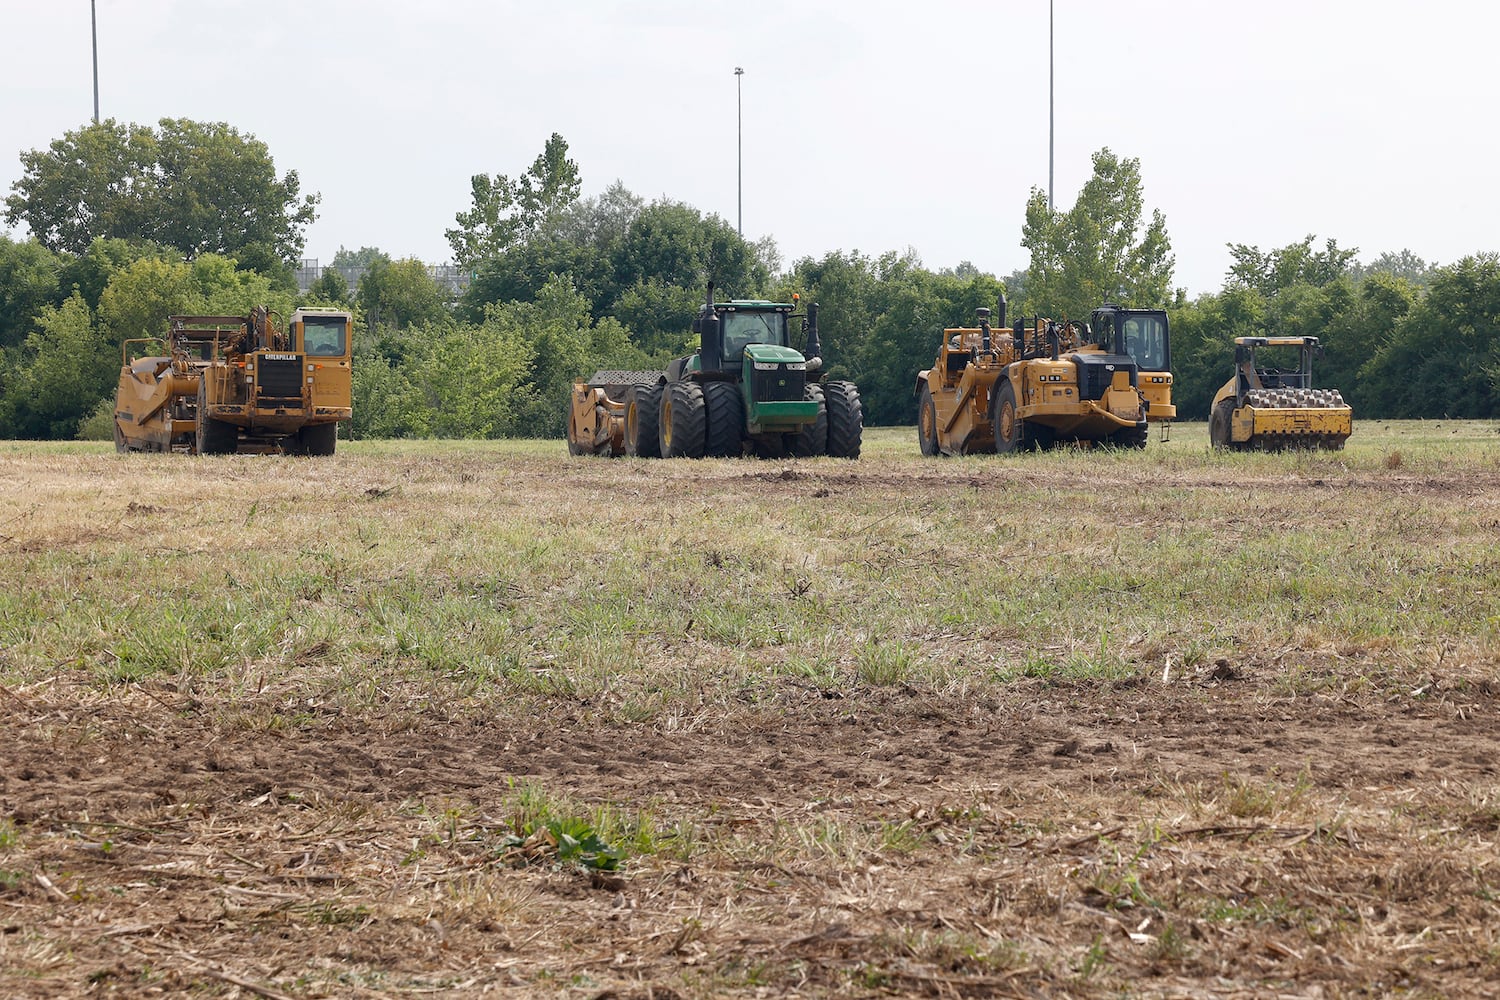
xmin=735 ymin=66 xmax=744 ymax=236
xmin=1048 ymin=0 xmax=1054 ymax=212
xmin=91 ymin=0 xmax=100 ymax=123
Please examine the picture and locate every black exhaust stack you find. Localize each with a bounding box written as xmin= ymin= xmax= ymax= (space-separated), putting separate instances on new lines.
xmin=804 ymin=302 xmax=822 ymax=370
xmin=699 ymin=281 xmax=721 ymax=373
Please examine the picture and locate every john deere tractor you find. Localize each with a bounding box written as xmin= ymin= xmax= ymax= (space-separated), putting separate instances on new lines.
xmin=568 ymin=283 xmax=862 ymax=459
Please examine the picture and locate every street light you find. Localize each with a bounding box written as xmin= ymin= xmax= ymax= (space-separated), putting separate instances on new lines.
xmin=735 ymin=66 xmax=744 ymax=236
xmin=1048 ymin=0 xmax=1054 ymax=212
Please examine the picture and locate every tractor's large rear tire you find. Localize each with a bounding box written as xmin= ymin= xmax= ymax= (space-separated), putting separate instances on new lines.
xmin=195 ymin=382 xmax=237 ymax=455
xmin=660 ymin=381 xmax=707 ymax=459
xmin=624 ymin=383 xmax=662 ymax=458
xmin=790 ymin=382 xmax=828 ymax=458
xmin=703 ymin=381 xmax=744 ymax=458
xmin=917 ymin=384 xmax=940 ymax=457
xmin=1209 ymin=399 xmax=1234 ymax=451
xmin=823 ymin=380 xmax=862 ymax=459
xmin=992 ymin=380 xmax=1021 ymax=454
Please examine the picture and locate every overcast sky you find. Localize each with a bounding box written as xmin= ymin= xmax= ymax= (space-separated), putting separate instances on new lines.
xmin=3 ymin=0 xmax=1496 ymax=296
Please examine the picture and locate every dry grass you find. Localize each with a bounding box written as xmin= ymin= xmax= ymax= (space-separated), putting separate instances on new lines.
xmin=2 ymin=421 xmax=1500 ymax=997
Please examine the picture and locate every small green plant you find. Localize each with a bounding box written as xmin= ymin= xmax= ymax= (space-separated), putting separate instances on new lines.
xmin=856 ymin=640 xmax=913 ymax=685
xmin=1079 ymin=935 xmax=1110 ymax=978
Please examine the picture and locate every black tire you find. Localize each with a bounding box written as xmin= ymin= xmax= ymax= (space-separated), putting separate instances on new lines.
xmin=566 ymin=404 xmax=591 ymax=456
xmin=790 ymin=382 xmax=828 ymax=458
xmin=1025 ymin=420 xmax=1056 ymax=452
xmin=824 ymin=380 xmax=862 ymax=459
xmin=917 ymin=384 xmax=940 ymax=457
xmin=1209 ymin=399 xmax=1234 ymax=451
xmin=624 ymin=383 xmax=662 ymax=458
xmin=1111 ymin=422 xmax=1148 ymax=450
xmin=300 ymin=422 xmax=337 ymax=456
xmin=992 ymin=380 xmax=1021 ymax=454
xmin=703 ymin=381 xmax=744 ymax=458
xmin=195 ymin=380 xmax=237 ymax=455
xmin=660 ymin=380 xmax=707 ymax=459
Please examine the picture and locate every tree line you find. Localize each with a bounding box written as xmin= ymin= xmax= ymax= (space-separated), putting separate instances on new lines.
xmin=2 ymin=121 xmax=1498 ymax=441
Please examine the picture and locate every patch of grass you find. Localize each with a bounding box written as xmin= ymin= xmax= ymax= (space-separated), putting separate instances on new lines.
xmin=856 ymin=639 xmax=914 ymax=685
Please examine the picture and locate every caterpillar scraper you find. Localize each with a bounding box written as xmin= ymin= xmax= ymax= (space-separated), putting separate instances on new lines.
xmin=113 ymin=307 xmax=353 ymax=455
xmin=567 ymin=284 xmax=862 ymax=459
xmin=1209 ymin=336 xmax=1351 ymax=450
xmin=916 ymin=297 xmax=1174 ymax=455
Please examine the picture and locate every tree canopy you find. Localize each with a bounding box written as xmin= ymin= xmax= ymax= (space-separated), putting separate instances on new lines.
xmin=4 ymin=118 xmax=318 ymax=267
xmin=1019 ymin=148 xmax=1174 ymax=321
xmin=446 ymin=133 xmax=582 ymax=270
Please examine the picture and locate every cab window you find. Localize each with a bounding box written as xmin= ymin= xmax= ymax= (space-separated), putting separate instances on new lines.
xmin=721 ymin=311 xmax=787 ymax=363
xmin=303 ymin=317 xmax=347 ymax=357
xmin=1122 ymin=315 xmax=1168 ymax=371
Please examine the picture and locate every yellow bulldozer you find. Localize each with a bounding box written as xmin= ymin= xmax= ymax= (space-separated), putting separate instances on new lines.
xmin=113 ymin=306 xmax=353 ymax=455
xmin=1208 ymin=336 xmax=1352 ymax=451
xmin=916 ymin=297 xmax=1174 ymax=455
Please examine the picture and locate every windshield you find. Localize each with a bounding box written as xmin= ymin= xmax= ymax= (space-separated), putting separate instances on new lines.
xmin=721 ymin=311 xmax=787 ymax=363
xmin=1122 ymin=314 xmax=1169 ymax=371
xmin=303 ymin=316 xmax=347 ymax=357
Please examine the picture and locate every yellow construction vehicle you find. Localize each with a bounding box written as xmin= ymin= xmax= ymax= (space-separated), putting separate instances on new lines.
xmin=1209 ymin=336 xmax=1351 ymax=450
xmin=916 ymin=298 xmax=1173 ymax=455
xmin=113 ymin=306 xmax=353 ymax=455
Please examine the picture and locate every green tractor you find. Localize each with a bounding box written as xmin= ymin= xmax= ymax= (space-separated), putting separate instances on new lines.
xmin=613 ymin=284 xmax=862 ymax=460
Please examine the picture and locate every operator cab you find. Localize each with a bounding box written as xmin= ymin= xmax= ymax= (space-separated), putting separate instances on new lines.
xmin=1092 ymin=305 xmax=1170 ymax=372
xmin=694 ymin=301 xmax=794 ymax=372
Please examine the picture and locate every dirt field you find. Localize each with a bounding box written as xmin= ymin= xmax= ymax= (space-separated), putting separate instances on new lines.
xmin=3 ymin=428 xmax=1499 ymax=998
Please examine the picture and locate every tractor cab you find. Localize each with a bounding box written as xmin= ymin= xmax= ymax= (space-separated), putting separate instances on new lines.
xmin=690 ymin=297 xmax=801 ymax=374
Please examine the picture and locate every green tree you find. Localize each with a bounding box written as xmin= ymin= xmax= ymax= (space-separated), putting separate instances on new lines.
xmin=0 ymin=236 xmax=62 ymax=350
xmin=358 ymin=257 xmax=450 ymax=333
xmin=1360 ymin=254 xmax=1500 ymax=417
xmin=504 ymin=275 xmax=646 ymax=436
xmin=96 ymin=254 xmax=290 ymax=349
xmin=446 ymin=133 xmax=582 ymax=269
xmin=57 ymin=237 xmax=175 ymax=315
xmin=1020 ymin=148 xmax=1174 ymax=320
xmin=307 ymin=267 xmax=350 ymax=306
xmin=5 ymin=118 xmax=318 ymax=266
xmin=1351 ymin=249 xmax=1431 ymax=289
xmin=1 ymin=293 xmax=111 ymax=438
xmin=1225 ymin=235 xmax=1357 ymax=298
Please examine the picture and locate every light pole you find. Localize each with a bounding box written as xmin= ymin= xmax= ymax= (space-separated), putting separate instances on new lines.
xmin=1048 ymin=0 xmax=1054 ymax=212
xmin=735 ymin=66 xmax=744 ymax=236
xmin=91 ymin=0 xmax=100 ymax=123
